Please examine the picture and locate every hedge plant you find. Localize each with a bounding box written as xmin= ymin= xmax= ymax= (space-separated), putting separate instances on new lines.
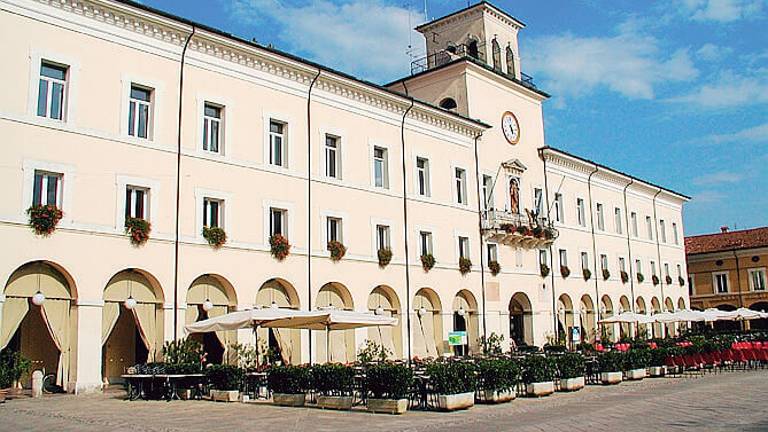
xmin=521 ymin=355 xmax=555 ymax=384
xmin=311 ymin=363 xmax=355 ymax=396
xmin=267 ymin=365 xmax=311 ymax=394
xmin=205 ymin=364 xmax=244 ymax=390
xmin=555 ymin=352 xmax=585 ymax=379
xmin=426 ymin=360 xmax=476 ymax=395
xmin=476 ymin=357 xmax=520 ymax=393
xmin=366 ymin=362 xmax=413 ymax=400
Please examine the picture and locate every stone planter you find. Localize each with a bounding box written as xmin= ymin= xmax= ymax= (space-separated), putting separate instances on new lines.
xmin=210 ymin=390 xmax=240 ymax=402
xmin=558 ymin=376 xmax=585 ymax=392
xmin=478 ymin=389 xmax=516 ymax=404
xmin=436 ymin=392 xmax=475 ymax=411
xmin=526 ymin=381 xmax=555 ymax=397
xmin=649 ymin=366 xmax=666 ymax=377
xmin=273 ymin=393 xmax=306 ymax=407
xmin=317 ymin=395 xmax=354 ymax=410
xmin=367 ymin=398 xmax=408 ymax=415
xmin=626 ymin=368 xmax=646 ymax=380
xmin=600 ymin=372 xmax=622 ymax=385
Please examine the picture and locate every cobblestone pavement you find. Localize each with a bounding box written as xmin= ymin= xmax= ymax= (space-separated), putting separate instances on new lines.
xmin=2 ymin=371 xmax=768 ymax=432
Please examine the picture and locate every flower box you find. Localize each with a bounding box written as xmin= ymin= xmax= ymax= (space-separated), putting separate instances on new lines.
xmin=600 ymin=372 xmax=622 ymax=385
xmin=272 ymin=393 xmax=306 ymax=407
xmin=526 ymin=381 xmax=555 ymax=397
xmin=478 ymin=389 xmax=516 ymax=404
xmin=317 ymin=395 xmax=353 ymax=410
xmin=367 ymin=398 xmax=408 ymax=415
xmin=210 ymin=390 xmax=239 ymax=402
xmin=626 ymin=368 xmax=646 ymax=380
xmin=558 ymin=376 xmax=584 ymax=392
xmin=436 ymin=392 xmax=475 ymax=411
xmin=649 ymin=366 xmax=666 ymax=377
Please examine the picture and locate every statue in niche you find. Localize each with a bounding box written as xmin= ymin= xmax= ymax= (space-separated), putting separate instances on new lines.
xmin=509 ymin=177 xmax=520 ymax=214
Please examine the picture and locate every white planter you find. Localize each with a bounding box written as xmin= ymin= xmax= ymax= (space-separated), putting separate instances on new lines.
xmin=558 ymin=376 xmax=585 ymax=392
xmin=600 ymin=372 xmax=622 ymax=385
xmin=272 ymin=393 xmax=306 ymax=407
xmin=526 ymin=381 xmax=555 ymax=397
xmin=478 ymin=389 xmax=516 ymax=404
xmin=316 ymin=395 xmax=354 ymax=410
xmin=626 ymin=368 xmax=646 ymax=380
xmin=367 ymin=398 xmax=408 ymax=414
xmin=210 ymin=390 xmax=240 ymax=402
xmin=649 ymin=366 xmax=666 ymax=377
xmin=436 ymin=392 xmax=475 ymax=411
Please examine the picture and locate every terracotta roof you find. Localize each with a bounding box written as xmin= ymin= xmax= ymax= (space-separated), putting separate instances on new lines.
xmin=685 ymin=227 xmax=768 ymax=255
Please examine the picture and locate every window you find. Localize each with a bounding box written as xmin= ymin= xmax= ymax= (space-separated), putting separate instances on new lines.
xmin=749 ymin=269 xmax=766 ymax=291
xmin=635 ymin=259 xmax=643 ymax=276
xmin=482 ymin=175 xmax=494 ymax=210
xmin=534 ymin=188 xmax=543 ymax=217
xmin=676 ymin=264 xmax=683 ymax=278
xmin=596 ymin=203 xmax=605 ymax=231
xmin=455 ymin=168 xmax=467 ymax=205
xmin=581 ymin=252 xmax=589 ymax=271
xmin=125 ymin=186 xmax=149 ymax=220
xmin=664 ymin=263 xmax=670 ymax=278
xmin=37 ymin=61 xmax=68 ymax=120
xmin=324 ymin=134 xmax=341 ymax=179
xmin=515 ymin=249 xmax=523 ymax=268
xmin=439 ymin=97 xmax=457 ymax=111
xmin=269 ymin=207 xmax=286 ymax=236
xmin=505 ymin=45 xmax=516 ymax=76
xmin=32 ymin=171 xmax=62 ymax=207
xmin=419 ymin=231 xmax=433 ymax=256
xmin=619 ymin=257 xmax=627 ymax=273
xmin=651 ymin=261 xmax=657 ymax=277
xmin=559 ymin=249 xmax=568 ymax=268
xmin=458 ymin=236 xmax=470 ymax=260
xmin=689 ymin=276 xmax=695 ymax=295
xmin=203 ymin=198 xmax=222 ymax=228
xmin=376 ymin=224 xmax=390 ymax=250
xmin=203 ymin=103 xmax=222 ymax=153
xmin=646 ymin=216 xmax=654 ymax=240
xmin=373 ymin=146 xmax=388 ymax=188
xmin=128 ymin=85 xmax=152 ymax=139
xmin=600 ymin=254 xmax=608 ymax=272
xmin=672 ymin=222 xmax=679 ymax=245
xmin=326 ymin=217 xmax=342 ymax=244
xmin=539 ymin=249 xmax=549 ymax=267
xmin=714 ymin=272 xmax=729 ymax=293
xmin=554 ymin=193 xmax=564 ymax=223
xmin=631 ymin=212 xmax=638 ymax=237
xmin=486 ymin=243 xmax=498 ymax=263
xmin=491 ymin=38 xmax=502 ymax=71
xmin=614 ymin=207 xmax=623 ymax=234
xmin=576 ymin=198 xmax=585 ymax=227
xmin=659 ymin=219 xmax=667 ymax=243
xmin=416 ymin=157 xmax=430 ymax=197
xmin=269 ymin=120 xmax=287 ymax=167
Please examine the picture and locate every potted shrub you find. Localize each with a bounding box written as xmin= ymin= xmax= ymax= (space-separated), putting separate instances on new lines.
xmin=427 ymin=361 xmax=476 ymax=410
xmin=421 ymin=254 xmax=435 ymax=272
xmin=366 ymin=362 xmax=413 ymax=414
xmin=327 ymin=240 xmax=346 ymax=261
xmin=377 ymin=248 xmax=393 ymax=267
xmin=555 ymin=352 xmax=585 ymax=391
xmin=269 ymin=234 xmax=291 ymax=260
xmin=521 ymin=355 xmax=555 ymax=397
xmin=665 ymin=275 xmax=673 ymax=285
xmin=621 ymin=271 xmax=629 ymax=284
xmin=624 ymin=349 xmax=649 ymax=380
xmin=27 ymin=204 xmax=63 ymax=236
xmin=648 ymin=347 xmax=667 ymax=377
xmin=459 ymin=257 xmax=472 ymax=275
xmin=540 ymin=263 xmax=550 ymax=277
xmin=312 ymin=363 xmax=355 ymax=410
xmin=267 ymin=365 xmax=311 ymax=406
xmin=205 ymin=364 xmax=244 ymax=402
xmin=125 ymin=217 xmax=151 ymax=246
xmin=678 ymin=276 xmax=685 ymax=286
xmin=0 ymin=351 xmax=32 ymax=390
xmin=582 ymin=268 xmax=592 ymax=280
xmin=476 ymin=357 xmax=519 ymax=403
xmin=560 ymin=266 xmax=571 ymax=278
xmin=602 ymin=269 xmax=610 ymax=280
xmin=488 ymin=260 xmax=501 ymax=276
xmin=515 ymin=225 xmax=527 ymax=236
xmin=202 ymin=226 xmax=227 ymax=248
xmin=636 ymin=273 xmax=645 ymax=283
xmin=598 ymin=351 xmax=624 ymax=385
xmin=651 ymin=275 xmax=660 ymax=286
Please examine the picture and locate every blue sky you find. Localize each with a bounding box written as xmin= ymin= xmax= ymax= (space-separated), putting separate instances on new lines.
xmin=140 ymin=0 xmax=767 ymax=235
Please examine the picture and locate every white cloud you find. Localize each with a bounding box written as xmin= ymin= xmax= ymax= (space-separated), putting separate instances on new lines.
xmin=692 ymin=171 xmax=744 ymax=185
xmin=692 ymin=190 xmax=726 ymax=203
xmin=666 ymin=70 xmax=768 ymax=108
xmin=696 ymin=43 xmax=733 ymax=61
xmin=704 ymin=122 xmax=768 ymax=143
xmin=226 ymin=0 xmax=419 ymax=82
xmin=678 ymin=0 xmax=764 ymax=22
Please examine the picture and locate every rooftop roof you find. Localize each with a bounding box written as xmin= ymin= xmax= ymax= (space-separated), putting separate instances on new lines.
xmin=415 ymin=1 xmax=526 ymax=32
xmin=685 ymin=227 xmax=768 ymax=255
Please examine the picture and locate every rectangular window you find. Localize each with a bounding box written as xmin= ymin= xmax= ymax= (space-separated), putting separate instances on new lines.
xmin=576 ymin=198 xmax=585 ymax=227
xmin=651 ymin=261 xmax=657 ymax=277
xmin=203 ymin=198 xmax=222 ymax=228
xmin=455 ymin=168 xmax=467 ymax=205
xmin=32 ymin=171 xmax=62 ymax=207
xmin=325 ymin=134 xmax=341 ymax=179
xmin=714 ymin=272 xmax=729 ymax=293
xmin=749 ymin=269 xmax=766 ymax=291
xmin=664 ymin=263 xmax=670 ymax=278
xmin=376 ymin=224 xmax=390 ymax=250
xmin=646 ymin=216 xmax=654 ymax=240
xmin=559 ymin=249 xmax=568 ymax=268
xmin=269 ymin=120 xmax=286 ymax=167
xmin=660 ymin=219 xmax=667 ymax=243
xmin=326 ymin=217 xmax=342 ymax=244
xmin=553 ymin=193 xmax=564 ymax=223
xmin=486 ymin=243 xmax=498 ymax=263
xmin=483 ymin=175 xmax=494 ymax=210
xmin=539 ymin=249 xmax=549 ymax=267
xmin=596 ymin=203 xmax=605 ymax=231
xmin=635 ymin=259 xmax=643 ymax=276
xmin=269 ymin=207 xmax=286 ymax=237
xmin=614 ymin=207 xmax=622 ymax=234
xmin=203 ymin=103 xmax=222 ymax=153
xmin=128 ymin=85 xmax=152 ymax=139
xmin=619 ymin=257 xmax=627 ymax=273
xmin=37 ymin=61 xmax=68 ymax=120
xmin=600 ymin=254 xmax=608 ymax=271
xmin=416 ymin=157 xmax=430 ymax=197
xmin=677 ymin=264 xmax=683 ymax=278
xmin=631 ymin=212 xmax=638 ymax=237
xmin=581 ymin=252 xmax=589 ymax=271
xmin=534 ymin=188 xmax=543 ymax=216
xmin=689 ymin=276 xmax=695 ymax=295
xmin=419 ymin=231 xmax=433 ymax=256
xmin=373 ymin=146 xmax=389 ymax=188
xmin=125 ymin=186 xmax=149 ymax=220
xmin=673 ymin=222 xmax=679 ymax=245
xmin=515 ymin=249 xmax=523 ymax=268
xmin=458 ymin=236 xmax=470 ymax=259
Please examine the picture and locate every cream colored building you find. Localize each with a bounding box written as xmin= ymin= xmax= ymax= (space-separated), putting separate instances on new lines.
xmin=0 ymin=0 xmax=689 ymax=393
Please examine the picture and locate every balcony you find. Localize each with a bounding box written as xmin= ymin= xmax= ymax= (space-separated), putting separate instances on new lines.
xmin=410 ymin=42 xmax=487 ymax=75
xmin=482 ymin=209 xmax=558 ymax=249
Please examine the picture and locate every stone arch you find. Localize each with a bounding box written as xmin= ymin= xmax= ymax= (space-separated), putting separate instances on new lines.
xmin=601 ymin=295 xmax=615 ymax=342
xmin=557 ymin=294 xmax=574 ymax=347
xmin=316 ymin=282 xmax=354 ymax=363
xmin=579 ymin=294 xmax=596 ymax=343
xmin=255 ymin=278 xmax=301 ymax=364
xmin=452 ymin=289 xmax=479 ymax=355
xmin=491 ymin=37 xmax=502 ymax=71
xmin=505 ymin=44 xmax=516 ymax=76
xmin=509 ymin=292 xmax=533 ymax=346
xmin=677 ymin=297 xmax=686 ymax=310
xmin=366 ymin=285 xmax=402 ymax=358
xmin=619 ymin=295 xmax=631 ymax=339
xmin=439 ymin=97 xmax=457 ymax=111
xmin=636 ymin=296 xmax=648 ymax=338
xmin=185 ymin=274 xmax=238 ymax=365
xmin=650 ymin=297 xmax=662 ymax=338
xmin=412 ymin=288 xmax=443 ymax=359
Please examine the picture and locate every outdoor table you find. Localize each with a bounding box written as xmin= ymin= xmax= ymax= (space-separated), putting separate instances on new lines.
xmin=353 ymin=373 xmax=367 ymax=406
xmin=410 ymin=374 xmax=433 ymax=411
xmin=155 ymin=374 xmax=205 ymax=401
xmin=121 ymin=374 xmax=153 ymax=401
xmin=245 ymin=372 xmax=269 ymax=400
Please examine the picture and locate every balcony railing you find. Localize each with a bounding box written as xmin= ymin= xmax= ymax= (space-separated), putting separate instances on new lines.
xmin=410 ymin=42 xmax=487 ymax=75
xmin=481 ymin=209 xmax=557 ymax=249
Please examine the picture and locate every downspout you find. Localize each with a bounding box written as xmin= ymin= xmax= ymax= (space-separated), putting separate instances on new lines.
xmin=539 ymin=149 xmax=557 ymax=339
xmin=306 ymin=68 xmax=321 ymax=363
xmin=622 ymin=179 xmax=636 ymax=312
xmin=586 ymin=165 xmax=600 ymax=342
xmin=399 ymin=83 xmax=415 ymax=362
xmin=733 ymin=249 xmax=745 ymax=331
xmin=173 ymin=25 xmax=195 ymax=341
xmin=472 ymin=131 xmax=487 ymax=344
xmin=652 ymin=188 xmax=664 ymax=306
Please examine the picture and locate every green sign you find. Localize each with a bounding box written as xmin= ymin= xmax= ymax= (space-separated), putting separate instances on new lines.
xmin=448 ymin=331 xmax=467 ymax=346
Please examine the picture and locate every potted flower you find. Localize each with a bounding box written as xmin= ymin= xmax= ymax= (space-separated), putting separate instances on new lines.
xmin=515 ymin=225 xmax=527 ymax=236
xmin=377 ymin=248 xmax=393 ymax=267
xmin=476 ymin=357 xmax=519 ymax=403
xmin=598 ymin=351 xmax=624 ymax=385
xmin=651 ymin=275 xmax=660 ymax=286
xmin=602 ymin=269 xmax=610 ymax=280
xmin=648 ymin=347 xmax=667 ymax=377
xmin=27 ymin=204 xmax=63 ymax=236
xmin=560 ymin=266 xmax=571 ymax=278
xmin=269 ymin=234 xmax=291 ymax=260
xmin=621 ymin=271 xmax=629 ymax=284
xmin=366 ymin=362 xmax=413 ymax=414
xmin=678 ymin=276 xmax=685 ymax=286
xmin=488 ymin=260 xmax=501 ymax=276
xmin=665 ymin=275 xmax=673 ymax=285
xmin=267 ymin=365 xmax=311 ymax=406
xmin=636 ymin=273 xmax=645 ymax=283
xmin=459 ymin=257 xmax=472 ymax=275
xmin=540 ymin=263 xmax=550 ymax=277
xmin=125 ymin=217 xmax=151 ymax=246
xmin=624 ymin=349 xmax=649 ymax=380
xmin=582 ymin=268 xmax=592 ymax=281
xmin=205 ymin=364 xmax=244 ymax=402
xmin=0 ymin=350 xmax=32 ymax=391
xmin=522 ymin=355 xmax=555 ymax=397
xmin=427 ymin=360 xmax=476 ymax=411
xmin=202 ymin=226 xmax=227 ymax=248
xmin=555 ymin=352 xmax=585 ymax=391
xmin=312 ymin=363 xmax=355 ymax=410
xmin=327 ymin=240 xmax=346 ymax=261
xmin=421 ymin=254 xmax=435 ymax=272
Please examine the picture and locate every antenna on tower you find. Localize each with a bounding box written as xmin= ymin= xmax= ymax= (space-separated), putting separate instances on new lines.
xmin=424 ymin=0 xmax=428 ymax=21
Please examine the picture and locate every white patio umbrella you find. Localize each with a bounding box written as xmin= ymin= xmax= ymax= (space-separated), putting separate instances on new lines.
xmin=671 ymin=309 xmax=707 ymax=322
xmin=732 ymin=307 xmax=766 ymax=321
xmin=598 ymin=311 xmax=654 ymax=324
xmin=651 ymin=311 xmax=679 ymax=323
xmin=702 ymin=308 xmax=738 ymax=322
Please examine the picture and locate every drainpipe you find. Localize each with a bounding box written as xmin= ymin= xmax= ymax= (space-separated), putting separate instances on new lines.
xmin=306 ymin=68 xmax=321 ymax=364
xmin=622 ymin=179 xmax=636 ymax=313
xmin=586 ymin=165 xmax=599 ymax=342
xmin=173 ymin=25 xmax=195 ymax=341
xmin=539 ymin=149 xmax=557 ymax=340
xmin=399 ymin=83 xmax=415 ymax=362
xmin=652 ymin=188 xmax=664 ymax=306
xmin=471 ymin=131 xmax=487 ymax=344
xmin=733 ymin=249 xmax=744 ymax=308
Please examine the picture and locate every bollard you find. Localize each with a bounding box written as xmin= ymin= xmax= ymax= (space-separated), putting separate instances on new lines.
xmin=31 ymin=370 xmax=43 ymax=398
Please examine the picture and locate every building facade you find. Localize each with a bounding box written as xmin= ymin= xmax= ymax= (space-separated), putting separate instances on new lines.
xmin=0 ymin=0 xmax=689 ymax=393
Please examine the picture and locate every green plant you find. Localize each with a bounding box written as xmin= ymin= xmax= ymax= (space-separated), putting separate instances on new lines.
xmin=665 ymin=275 xmax=673 ymax=285
xmin=555 ymin=352 xmax=586 ymax=379
xmin=267 ymin=365 xmax=311 ymax=394
xmin=427 ymin=361 xmax=476 ymax=395
xmin=624 ymin=348 xmax=650 ymax=370
xmin=479 ymin=332 xmax=505 ymax=356
xmin=598 ymin=350 xmax=625 ymax=373
xmin=678 ymin=276 xmax=685 ymax=286
xmin=269 ymin=234 xmax=291 ymax=260
xmin=205 ymin=364 xmax=244 ymax=390
xmin=532 ymin=226 xmax=544 ymax=238
xmin=560 ymin=266 xmax=571 ymax=278
xmin=27 ymin=204 xmax=63 ymax=236
xmin=652 ymin=275 xmax=660 ymax=286
xmin=637 ymin=273 xmax=645 ymax=283
xmin=602 ymin=269 xmax=610 ymax=280
xmin=327 ymin=240 xmax=346 ymax=261
xmin=459 ymin=257 xmax=472 ymax=275
xmin=488 ymin=260 xmax=501 ymax=276
xmin=521 ymin=354 xmax=555 ymax=384
xmin=421 ymin=254 xmax=436 ymax=271
xmin=162 ymin=338 xmax=205 ymax=366
xmin=377 ymin=248 xmax=392 ymax=267
xmin=540 ymin=263 xmax=550 ymax=277
xmin=357 ymin=340 xmax=391 ymax=364
xmin=124 ymin=217 xmax=151 ymax=246
xmin=476 ymin=357 xmax=519 ymax=393
xmin=0 ymin=351 xmax=32 ymax=389
xmin=366 ymin=362 xmax=413 ymax=400
xmin=515 ymin=225 xmax=527 ymax=235
xmin=202 ymin=226 xmax=227 ymax=248
xmin=648 ymin=347 xmax=668 ymax=367
xmin=621 ymin=271 xmax=629 ymax=283
xmin=543 ymin=227 xmax=555 ymax=240
xmin=311 ymin=363 xmax=355 ymax=396
xmin=229 ymin=343 xmax=259 ymax=371
xmin=582 ymin=268 xmax=592 ymax=280
xmin=543 ymin=344 xmax=567 ymax=354
xmin=576 ymin=342 xmax=595 ymax=353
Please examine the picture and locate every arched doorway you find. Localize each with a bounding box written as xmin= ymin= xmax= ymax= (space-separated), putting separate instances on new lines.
xmin=452 ymin=290 xmax=479 ymax=356
xmin=467 ymin=39 xmax=479 ymax=59
xmin=636 ymin=297 xmax=648 ymax=339
xmin=412 ymin=288 xmax=443 ymax=359
xmin=579 ymin=295 xmax=596 ymax=344
xmin=650 ymin=297 xmax=662 ymax=338
xmin=713 ymin=304 xmax=739 ymax=332
xmin=2 ymin=261 xmax=76 ymax=389
xmin=749 ymin=302 xmax=768 ymax=330
xmin=509 ymin=292 xmax=533 ymax=347
xmin=186 ymin=275 xmax=236 ymax=365
xmin=102 ymin=269 xmax=163 ymax=383
xmin=601 ymin=295 xmax=615 ymax=342
xmin=557 ymin=294 xmax=574 ymax=347
xmin=619 ymin=296 xmax=631 ymax=339
xmin=366 ymin=286 xmax=401 ymax=359
xmin=256 ymin=278 xmax=301 ymax=364
xmin=664 ymin=297 xmax=676 ymax=337
xmin=315 ymin=282 xmax=354 ymax=363
xmin=677 ymin=296 xmax=689 ymax=332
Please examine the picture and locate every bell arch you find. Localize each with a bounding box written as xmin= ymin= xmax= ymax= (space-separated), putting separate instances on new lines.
xmin=452 ymin=290 xmax=479 ymax=355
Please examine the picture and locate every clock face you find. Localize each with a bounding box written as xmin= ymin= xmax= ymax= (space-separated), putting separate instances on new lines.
xmin=501 ymin=111 xmax=520 ymax=145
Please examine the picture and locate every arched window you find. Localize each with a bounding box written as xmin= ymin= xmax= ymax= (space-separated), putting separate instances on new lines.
xmin=506 ymin=45 xmax=516 ymax=77
xmin=467 ymin=40 xmax=479 ymax=59
xmin=439 ymin=97 xmax=457 ymax=111
xmin=492 ymin=38 xmax=502 ymax=71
